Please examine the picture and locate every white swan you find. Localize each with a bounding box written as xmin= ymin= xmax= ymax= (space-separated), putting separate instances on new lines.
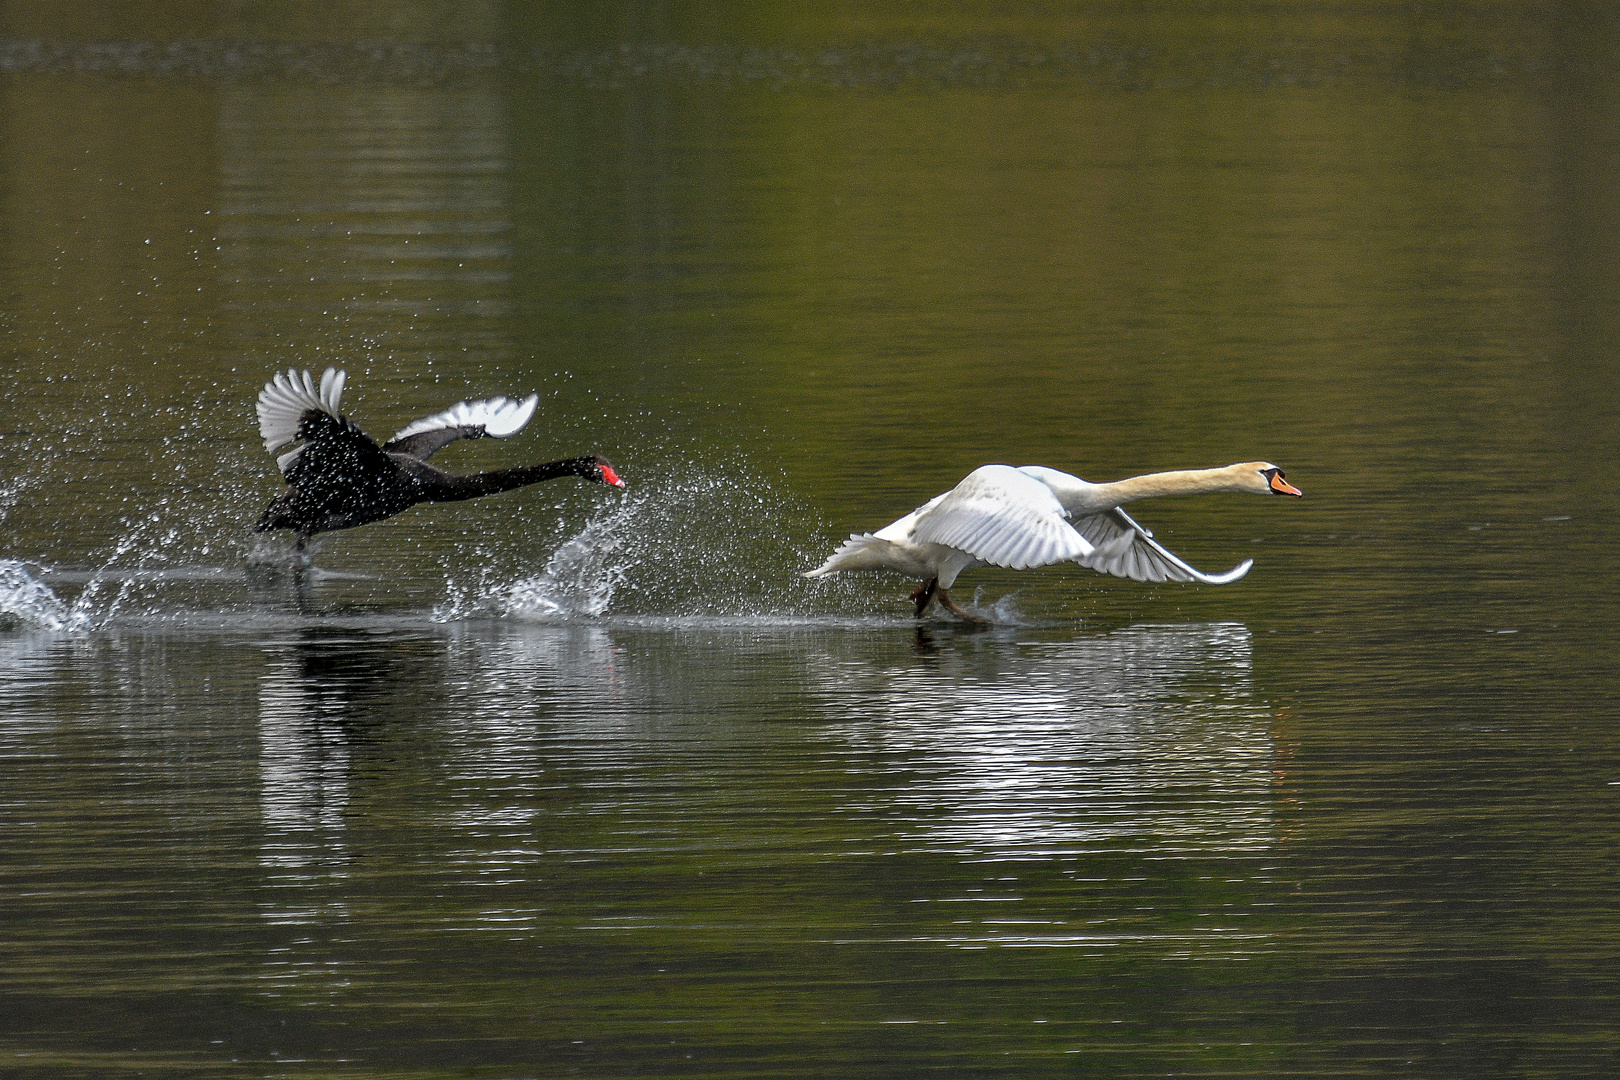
xmin=805 ymin=461 xmax=1302 ymax=620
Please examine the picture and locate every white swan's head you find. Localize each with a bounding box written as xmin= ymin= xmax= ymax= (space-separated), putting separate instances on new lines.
xmin=1237 ymin=461 xmax=1303 ymax=497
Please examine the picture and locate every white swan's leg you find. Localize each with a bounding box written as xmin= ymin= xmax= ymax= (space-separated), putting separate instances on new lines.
xmin=937 ymin=588 xmax=990 ymax=624
xmin=911 ymin=577 xmax=938 ymax=617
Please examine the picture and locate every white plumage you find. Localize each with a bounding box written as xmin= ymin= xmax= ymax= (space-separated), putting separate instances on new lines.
xmin=257 ymin=367 xmax=345 ymax=453
xmin=806 ymin=460 xmax=1300 ymax=621
xmin=256 ymin=367 xmax=346 ymax=474
xmin=902 ymin=465 xmax=1095 ymax=571
xmin=1070 ymin=505 xmax=1252 ymax=585
xmin=389 ymin=393 xmax=539 ymax=443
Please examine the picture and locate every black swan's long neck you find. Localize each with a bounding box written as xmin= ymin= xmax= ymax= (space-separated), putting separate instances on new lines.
xmin=421 ymin=456 xmax=602 ymax=502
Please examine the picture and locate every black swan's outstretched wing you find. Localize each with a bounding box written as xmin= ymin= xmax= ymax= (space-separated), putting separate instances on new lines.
xmin=257 ymin=367 xmax=348 ymax=475
xmin=382 ymin=394 xmax=540 ymax=460
xmin=256 ymin=366 xmax=391 ymax=490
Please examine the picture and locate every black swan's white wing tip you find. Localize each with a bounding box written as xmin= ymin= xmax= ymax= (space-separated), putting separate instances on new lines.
xmin=481 ymin=393 xmax=540 ymax=437
xmin=388 ymin=392 xmax=540 ymax=444
xmin=256 ymin=367 xmax=345 ymax=455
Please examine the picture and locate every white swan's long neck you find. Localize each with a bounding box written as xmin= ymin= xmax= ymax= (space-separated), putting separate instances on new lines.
xmin=1040 ymin=465 xmax=1256 ymax=515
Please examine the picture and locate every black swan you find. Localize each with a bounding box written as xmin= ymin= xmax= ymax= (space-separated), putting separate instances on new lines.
xmin=255 ymin=367 xmax=625 ymax=547
xmin=805 ymin=461 xmax=1301 ymax=621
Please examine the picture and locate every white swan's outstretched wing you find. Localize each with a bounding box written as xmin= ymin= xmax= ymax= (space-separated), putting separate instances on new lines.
xmin=256 ymin=367 xmax=347 ymax=474
xmin=1072 ymin=507 xmax=1252 ymax=585
xmin=909 ymin=465 xmax=1095 ymax=570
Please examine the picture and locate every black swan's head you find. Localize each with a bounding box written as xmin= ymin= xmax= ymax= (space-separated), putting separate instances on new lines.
xmin=590 ymin=456 xmax=627 ymax=489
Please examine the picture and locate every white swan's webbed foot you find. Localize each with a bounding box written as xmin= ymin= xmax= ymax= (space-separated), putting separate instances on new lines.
xmin=937 ymin=588 xmax=991 ymax=624
xmin=911 ymin=577 xmax=939 ymax=617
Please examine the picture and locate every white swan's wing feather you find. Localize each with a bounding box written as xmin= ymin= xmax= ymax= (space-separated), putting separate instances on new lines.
xmin=1072 ymin=507 xmax=1252 ymax=585
xmin=256 ymin=367 xmax=346 ymax=469
xmin=389 ymin=393 xmax=538 ymax=444
xmin=910 ymin=465 xmax=1094 ymax=570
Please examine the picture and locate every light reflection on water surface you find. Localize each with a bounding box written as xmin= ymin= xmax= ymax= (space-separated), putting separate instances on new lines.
xmin=5 ymin=620 xmax=1301 ymax=1075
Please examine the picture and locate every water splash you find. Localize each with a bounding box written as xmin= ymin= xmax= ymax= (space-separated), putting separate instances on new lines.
xmin=435 ymin=461 xmax=830 ymax=622
xmin=246 ymin=531 xmax=317 ymax=569
xmin=966 ymin=585 xmax=1030 ymax=627
xmin=498 ymin=510 xmax=628 ymax=619
xmin=63 ymin=519 xmax=165 ymax=629
xmin=1 ymin=510 xmax=203 ymax=633
xmin=0 ymin=475 xmax=28 ymax=522
xmin=0 ymin=560 xmax=69 ymax=632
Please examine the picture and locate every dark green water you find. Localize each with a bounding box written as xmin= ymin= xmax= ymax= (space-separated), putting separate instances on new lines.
xmin=2 ymin=3 xmax=1619 ymax=1076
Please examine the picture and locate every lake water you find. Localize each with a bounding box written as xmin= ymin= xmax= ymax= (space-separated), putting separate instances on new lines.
xmin=3 ymin=4 xmax=1619 ymax=1077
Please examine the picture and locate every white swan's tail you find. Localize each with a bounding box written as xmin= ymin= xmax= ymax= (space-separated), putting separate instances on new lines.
xmin=803 ymin=533 xmax=895 ymax=578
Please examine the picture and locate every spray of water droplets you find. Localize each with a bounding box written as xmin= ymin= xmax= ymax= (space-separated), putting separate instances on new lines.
xmin=435 ymin=458 xmax=838 ymax=622
xmin=0 ymin=560 xmax=69 ymax=632
xmin=0 ymin=510 xmax=204 ymax=633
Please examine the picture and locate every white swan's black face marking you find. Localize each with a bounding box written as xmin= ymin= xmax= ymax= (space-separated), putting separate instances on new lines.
xmin=1261 ymin=467 xmax=1303 ymax=497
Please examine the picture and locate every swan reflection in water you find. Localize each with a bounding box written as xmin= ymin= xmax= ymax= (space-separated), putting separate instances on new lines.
xmin=810 ymin=622 xmax=1277 ymax=860
xmin=259 ymin=646 xmax=353 ymax=918
xmin=422 ymin=621 xmax=1277 ymax=868
xmin=257 ymin=632 xmax=442 ymax=998
xmin=246 ymin=619 xmax=1281 ymax=967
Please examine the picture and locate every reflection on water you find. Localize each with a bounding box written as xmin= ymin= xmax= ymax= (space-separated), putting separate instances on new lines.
xmin=0 ymin=619 xmax=1613 ymax=1075
xmin=433 ymin=626 xmax=627 ymax=938
xmin=253 ymin=632 xmax=442 ymax=1003
xmin=0 ymin=631 xmax=59 ymax=715
xmin=258 ymin=648 xmax=353 ymax=914
xmin=0 ymin=31 xmax=1603 ymax=92
xmin=256 ymin=639 xmax=357 ymax=1003
xmin=217 ymin=79 xmax=514 ymax=362
xmin=378 ymin=620 xmax=1284 ymax=965
xmin=815 ymin=623 xmax=1272 ymax=860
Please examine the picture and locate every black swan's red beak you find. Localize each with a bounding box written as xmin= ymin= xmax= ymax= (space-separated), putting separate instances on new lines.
xmin=597 ymin=461 xmax=626 ymax=489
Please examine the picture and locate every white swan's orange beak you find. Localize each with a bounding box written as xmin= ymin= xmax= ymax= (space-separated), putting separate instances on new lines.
xmin=1270 ymin=471 xmax=1302 ymax=497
